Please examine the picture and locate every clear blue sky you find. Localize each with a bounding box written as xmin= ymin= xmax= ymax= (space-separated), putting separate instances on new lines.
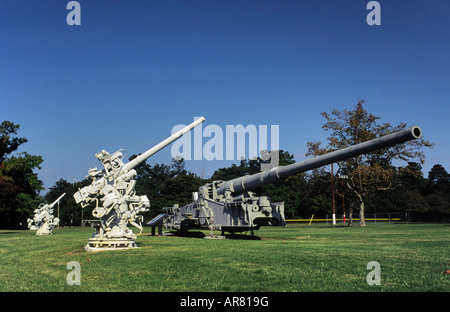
xmin=1 ymin=0 xmax=449 ymax=192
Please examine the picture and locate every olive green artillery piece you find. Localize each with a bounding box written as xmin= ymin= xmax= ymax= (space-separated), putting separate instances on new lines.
xmin=28 ymin=193 xmax=65 ymax=235
xmin=74 ymin=117 xmax=205 ymax=251
xmin=162 ymin=126 xmax=422 ymax=237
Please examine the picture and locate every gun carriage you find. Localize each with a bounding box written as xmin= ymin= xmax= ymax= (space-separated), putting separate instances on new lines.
xmin=28 ymin=193 xmax=65 ymax=235
xmin=162 ymin=126 xmax=422 ymax=236
xmin=74 ymin=117 xmax=205 ymax=251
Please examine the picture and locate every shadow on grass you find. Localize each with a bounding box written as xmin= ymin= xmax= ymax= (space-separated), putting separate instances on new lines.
xmin=0 ymin=230 xmax=26 ymax=235
xmin=161 ymin=230 xmax=262 ymax=240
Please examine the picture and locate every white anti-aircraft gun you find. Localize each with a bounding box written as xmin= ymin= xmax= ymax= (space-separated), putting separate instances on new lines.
xmin=74 ymin=117 xmax=205 ymax=252
xmin=28 ymin=193 xmax=65 ymax=235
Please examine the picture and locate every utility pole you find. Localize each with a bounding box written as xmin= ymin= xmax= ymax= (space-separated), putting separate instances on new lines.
xmin=57 ymin=200 xmax=60 ymax=229
xmin=331 ymin=163 xmax=336 ymax=225
xmin=339 ymin=175 xmax=348 ymax=224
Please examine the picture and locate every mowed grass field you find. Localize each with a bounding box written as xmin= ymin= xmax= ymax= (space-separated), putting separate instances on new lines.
xmin=0 ymin=223 xmax=449 ymax=292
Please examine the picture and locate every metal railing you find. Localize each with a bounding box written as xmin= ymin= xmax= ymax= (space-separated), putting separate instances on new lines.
xmin=286 ymin=212 xmax=410 ymax=224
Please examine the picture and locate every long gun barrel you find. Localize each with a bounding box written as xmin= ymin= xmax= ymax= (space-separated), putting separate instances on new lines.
xmin=121 ymin=117 xmax=205 ymax=173
xmin=74 ymin=117 xmax=206 ymax=206
xmin=217 ymin=126 xmax=422 ymax=195
xmin=49 ymin=193 xmax=66 ymax=208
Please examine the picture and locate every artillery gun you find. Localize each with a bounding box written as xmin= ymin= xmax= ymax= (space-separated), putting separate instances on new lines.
xmin=28 ymin=193 xmax=65 ymax=235
xmin=74 ymin=117 xmax=205 ymax=252
xmin=162 ymin=126 xmax=423 ymax=237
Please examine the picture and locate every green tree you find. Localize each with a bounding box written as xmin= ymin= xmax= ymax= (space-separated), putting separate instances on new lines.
xmin=301 ymin=168 xmax=335 ymax=218
xmin=0 ymin=121 xmax=44 ymax=228
xmin=0 ymin=121 xmax=28 ymax=162
xmin=45 ymin=178 xmax=92 ymax=226
xmin=132 ymin=156 xmax=205 ymax=220
xmin=418 ymin=164 xmax=450 ymax=220
xmin=425 ymin=164 xmax=450 ymax=195
xmin=211 ymin=158 xmax=260 ymax=181
xmin=306 ymin=101 xmax=433 ymax=226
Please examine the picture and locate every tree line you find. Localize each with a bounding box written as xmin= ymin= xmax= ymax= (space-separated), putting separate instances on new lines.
xmin=1 ymin=102 xmax=448 ymax=228
xmin=24 ymin=153 xmax=450 ymax=228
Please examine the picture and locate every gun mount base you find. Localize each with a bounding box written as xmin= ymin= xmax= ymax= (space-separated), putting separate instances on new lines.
xmin=84 ymin=224 xmax=141 ymax=252
xmin=204 ymin=235 xmax=226 ymax=239
xmin=36 ymin=227 xmax=53 ymax=235
xmin=162 ymin=198 xmax=285 ymax=237
xmin=85 ymin=236 xmax=139 ymax=252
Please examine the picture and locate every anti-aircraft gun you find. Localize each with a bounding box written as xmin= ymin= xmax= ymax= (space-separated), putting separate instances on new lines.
xmin=28 ymin=193 xmax=65 ymax=235
xmin=74 ymin=117 xmax=205 ymax=252
xmin=162 ymin=126 xmax=423 ymax=236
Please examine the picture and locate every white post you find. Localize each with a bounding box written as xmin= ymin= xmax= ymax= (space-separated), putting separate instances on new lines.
xmin=58 ymin=201 xmax=60 ymax=229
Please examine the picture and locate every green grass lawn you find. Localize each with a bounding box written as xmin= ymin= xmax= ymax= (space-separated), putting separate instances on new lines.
xmin=0 ymin=223 xmax=448 ymax=292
